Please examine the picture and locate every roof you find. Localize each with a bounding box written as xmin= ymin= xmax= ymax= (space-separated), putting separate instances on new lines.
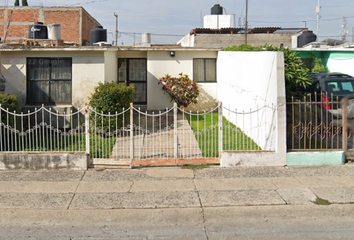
xmin=190 ymin=27 xmax=307 ymax=35
xmin=0 ymin=44 xmax=222 ymax=52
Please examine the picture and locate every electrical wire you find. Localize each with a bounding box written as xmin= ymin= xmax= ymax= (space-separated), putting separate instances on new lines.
xmin=64 ymin=0 xmax=113 ymax=6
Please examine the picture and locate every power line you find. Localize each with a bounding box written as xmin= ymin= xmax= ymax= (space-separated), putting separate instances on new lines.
xmin=65 ymin=0 xmax=112 ymax=6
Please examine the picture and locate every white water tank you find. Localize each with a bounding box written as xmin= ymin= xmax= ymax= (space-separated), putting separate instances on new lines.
xmin=47 ymin=24 xmax=61 ymax=40
xmin=142 ymin=33 xmax=151 ymax=43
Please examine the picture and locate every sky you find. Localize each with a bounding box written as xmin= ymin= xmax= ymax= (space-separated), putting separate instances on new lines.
xmin=2 ymin=0 xmax=354 ymax=45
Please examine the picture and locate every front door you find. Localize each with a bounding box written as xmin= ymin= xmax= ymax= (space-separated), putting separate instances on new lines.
xmin=118 ymin=58 xmax=147 ymax=104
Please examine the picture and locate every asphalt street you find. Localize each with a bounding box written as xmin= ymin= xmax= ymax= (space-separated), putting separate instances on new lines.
xmin=1 ymin=165 xmax=354 ymax=239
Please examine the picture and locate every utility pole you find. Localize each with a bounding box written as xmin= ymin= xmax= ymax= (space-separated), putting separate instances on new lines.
xmin=245 ymin=0 xmax=248 ymax=44
xmin=114 ymin=12 xmax=118 ymax=46
xmin=316 ymin=0 xmax=321 ymax=36
xmin=302 ymin=21 xmax=307 ymax=29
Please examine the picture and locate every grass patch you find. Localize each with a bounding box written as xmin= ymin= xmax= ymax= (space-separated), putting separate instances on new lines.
xmin=1 ymin=133 xmax=116 ymax=159
xmin=185 ymin=112 xmax=260 ymax=157
xmin=313 ymin=197 xmax=331 ymax=205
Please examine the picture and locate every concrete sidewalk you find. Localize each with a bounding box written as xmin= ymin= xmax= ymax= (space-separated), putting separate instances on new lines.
xmin=1 ymin=165 xmax=354 ymax=239
xmin=1 ymin=165 xmax=354 ymax=208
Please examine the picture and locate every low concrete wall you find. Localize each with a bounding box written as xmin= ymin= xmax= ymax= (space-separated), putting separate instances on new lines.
xmin=0 ymin=152 xmax=88 ymax=170
xmin=287 ymin=151 xmax=345 ymax=166
xmin=221 ymin=151 xmax=285 ymax=167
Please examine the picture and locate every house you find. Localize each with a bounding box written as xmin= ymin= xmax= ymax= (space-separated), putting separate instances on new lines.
xmin=0 ymin=6 xmax=100 ymax=45
xmin=0 ymin=44 xmax=220 ymax=112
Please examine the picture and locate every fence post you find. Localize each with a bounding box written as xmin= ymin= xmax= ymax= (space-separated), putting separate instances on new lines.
xmin=174 ymin=102 xmax=178 ymax=159
xmin=218 ymin=101 xmax=223 ymax=158
xmin=130 ymin=103 xmax=134 ymax=161
xmin=342 ymin=99 xmax=348 ymax=153
xmin=85 ymin=103 xmax=90 ymax=155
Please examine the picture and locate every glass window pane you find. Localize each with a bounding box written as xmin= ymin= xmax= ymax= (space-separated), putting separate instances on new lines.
xmin=51 ymin=59 xmax=72 ymax=80
xmin=193 ymin=59 xmax=204 ymax=82
xmin=27 ymin=80 xmax=50 ymax=103
xmin=129 ymin=59 xmax=146 ymax=81
xmin=205 ymin=59 xmax=216 ymax=82
xmin=50 ymin=80 xmax=72 ymax=103
xmin=341 ymin=82 xmax=354 ymax=92
xmin=118 ymin=58 xmax=127 ymax=83
xmin=27 ymin=58 xmax=72 ymax=104
xmin=133 ymin=83 xmax=147 ymax=103
xmin=27 ymin=58 xmax=50 ymax=81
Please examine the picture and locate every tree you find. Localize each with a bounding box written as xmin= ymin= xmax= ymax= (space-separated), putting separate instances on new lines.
xmin=22 ymin=0 xmax=28 ymax=6
xmin=312 ymin=58 xmax=329 ymax=73
xmin=14 ymin=0 xmax=19 ymax=6
xmin=223 ymin=44 xmax=311 ymax=100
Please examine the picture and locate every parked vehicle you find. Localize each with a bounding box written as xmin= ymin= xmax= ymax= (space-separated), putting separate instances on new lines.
xmin=309 ymin=72 xmax=354 ymax=127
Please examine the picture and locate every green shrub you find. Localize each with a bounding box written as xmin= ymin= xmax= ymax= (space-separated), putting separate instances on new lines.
xmin=312 ymin=58 xmax=329 ymax=73
xmin=158 ymin=73 xmax=199 ymax=107
xmin=89 ymin=82 xmax=135 ymax=133
xmin=0 ymin=93 xmax=18 ymax=112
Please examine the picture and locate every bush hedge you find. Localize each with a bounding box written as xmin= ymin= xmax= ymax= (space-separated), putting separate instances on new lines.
xmin=89 ymin=82 xmax=135 ymax=132
xmin=0 ymin=93 xmax=18 ymax=112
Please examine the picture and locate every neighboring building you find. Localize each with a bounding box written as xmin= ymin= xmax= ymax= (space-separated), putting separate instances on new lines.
xmin=0 ymin=6 xmax=100 ymax=45
xmin=178 ymin=3 xmax=306 ymax=48
xmin=295 ymin=47 xmax=354 ymax=77
xmin=178 ymin=27 xmax=306 ymax=48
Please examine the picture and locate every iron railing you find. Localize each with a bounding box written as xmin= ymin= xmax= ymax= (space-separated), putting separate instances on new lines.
xmin=0 ymin=102 xmax=274 ymax=159
xmin=287 ymin=94 xmax=348 ymax=151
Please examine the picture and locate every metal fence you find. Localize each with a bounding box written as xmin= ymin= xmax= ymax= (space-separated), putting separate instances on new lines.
xmin=0 ymin=105 xmax=86 ymax=152
xmin=287 ymin=94 xmax=348 ymax=151
xmin=0 ymin=102 xmax=275 ymax=161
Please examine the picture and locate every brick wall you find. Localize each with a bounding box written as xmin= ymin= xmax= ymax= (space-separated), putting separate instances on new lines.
xmin=9 ymin=9 xmax=38 ymax=22
xmin=0 ymin=7 xmax=101 ymax=45
xmin=44 ymin=9 xmax=80 ymax=43
xmin=81 ymin=8 xmax=100 ymax=45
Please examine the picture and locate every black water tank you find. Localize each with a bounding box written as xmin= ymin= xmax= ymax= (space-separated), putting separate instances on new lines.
xmin=211 ymin=4 xmax=223 ymax=15
xmin=28 ymin=22 xmax=48 ymax=39
xmin=298 ymin=30 xmax=317 ymax=47
xmin=90 ymin=26 xmax=107 ymax=45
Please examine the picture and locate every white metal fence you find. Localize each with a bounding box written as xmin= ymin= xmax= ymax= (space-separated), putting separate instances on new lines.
xmin=0 ymin=102 xmax=276 ymax=160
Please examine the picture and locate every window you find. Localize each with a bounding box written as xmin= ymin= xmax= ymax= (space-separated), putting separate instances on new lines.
xmin=193 ymin=58 xmax=217 ymax=82
xmin=118 ymin=58 xmax=147 ymax=104
xmin=27 ymin=58 xmax=72 ymax=104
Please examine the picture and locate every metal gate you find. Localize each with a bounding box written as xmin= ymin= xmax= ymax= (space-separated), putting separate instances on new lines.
xmin=0 ymin=102 xmax=272 ymax=168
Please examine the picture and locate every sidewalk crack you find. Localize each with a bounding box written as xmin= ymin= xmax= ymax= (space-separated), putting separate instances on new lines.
xmin=67 ymin=170 xmax=86 ymax=210
xmin=128 ymin=180 xmax=135 ymax=193
xmin=275 ymin=189 xmax=288 ymax=205
xmin=192 ymin=172 xmax=209 ymax=240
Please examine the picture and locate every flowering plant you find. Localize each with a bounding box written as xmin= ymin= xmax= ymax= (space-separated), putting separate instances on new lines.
xmin=158 ymin=73 xmax=199 ymax=107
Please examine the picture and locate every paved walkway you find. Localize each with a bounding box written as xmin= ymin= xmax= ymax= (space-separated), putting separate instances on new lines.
xmin=110 ymin=112 xmax=202 ymax=160
xmin=1 ymin=165 xmax=354 ymax=239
